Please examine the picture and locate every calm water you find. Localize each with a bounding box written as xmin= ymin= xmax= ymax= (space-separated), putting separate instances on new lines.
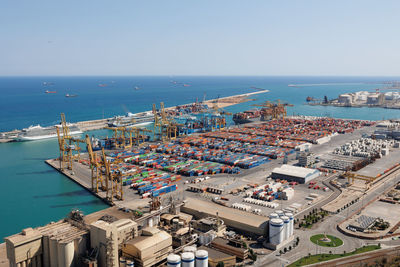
xmin=1 ymin=76 xmax=400 ymax=240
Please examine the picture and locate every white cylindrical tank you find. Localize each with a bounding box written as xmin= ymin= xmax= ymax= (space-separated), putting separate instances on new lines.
xmin=281 ymin=216 xmax=290 ymax=241
xmin=285 ymin=212 xmax=294 ymax=237
xmin=181 ymin=252 xmax=195 ymax=267
xmin=195 ymin=250 xmax=208 ymax=267
xmin=126 ymin=260 xmax=134 ymax=267
xmin=269 ymin=218 xmax=284 ymax=245
xmin=269 ymin=213 xmax=278 ymax=219
xmin=120 ymin=257 xmax=127 ymax=267
xmin=148 ymin=217 xmax=154 ymax=227
xmin=167 ymin=254 xmax=181 ymax=267
xmin=57 ymin=241 xmax=74 ymax=267
xmin=183 ymin=245 xmax=197 ymax=253
xmin=275 ymin=210 xmax=284 ymax=217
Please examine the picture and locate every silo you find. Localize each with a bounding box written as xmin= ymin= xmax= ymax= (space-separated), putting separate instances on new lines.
xmin=275 ymin=210 xmax=284 ymax=217
xmin=181 ymin=252 xmax=195 ymax=267
xmin=285 ymin=212 xmax=294 ymax=237
xmin=57 ymin=241 xmax=74 ymax=267
xmin=120 ymin=257 xmax=127 ymax=267
xmin=195 ymin=250 xmax=208 ymax=267
xmin=269 ymin=218 xmax=284 ymax=246
xmin=281 ymin=216 xmax=290 ymax=241
xmin=167 ymin=254 xmax=181 ymax=267
xmin=183 ymin=245 xmax=197 ymax=253
xmin=269 ymin=213 xmax=278 ymax=219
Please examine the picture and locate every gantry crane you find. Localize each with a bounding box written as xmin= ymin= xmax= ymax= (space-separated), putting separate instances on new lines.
xmin=341 ymin=172 xmax=376 ymax=189
xmin=252 ymin=100 xmax=294 ymax=120
xmin=85 ymin=134 xmax=106 ymax=192
xmin=101 ymin=148 xmax=123 ymax=203
xmin=56 ymin=113 xmax=85 ymax=171
xmin=153 ymin=102 xmax=183 ymax=141
xmin=106 ymin=126 xmax=152 ymax=149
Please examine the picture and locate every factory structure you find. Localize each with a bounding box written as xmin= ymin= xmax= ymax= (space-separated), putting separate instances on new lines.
xmin=271 ymin=164 xmax=320 ymax=184
xmin=6 ymin=99 xmax=400 ymax=267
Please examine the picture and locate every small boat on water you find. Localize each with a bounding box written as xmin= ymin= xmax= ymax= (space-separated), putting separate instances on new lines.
xmin=98 ymin=84 xmax=107 ymax=87
xmin=45 ymin=90 xmax=57 ymax=94
xmin=183 ymin=84 xmax=191 ymax=87
xmin=65 ymin=94 xmax=78 ymax=98
xmin=42 ymin=82 xmax=55 ymax=86
xmin=134 ymin=86 xmax=140 ymax=90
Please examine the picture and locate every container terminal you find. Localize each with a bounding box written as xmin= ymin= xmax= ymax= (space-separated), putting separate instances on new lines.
xmin=3 ymin=100 xmax=400 ymax=267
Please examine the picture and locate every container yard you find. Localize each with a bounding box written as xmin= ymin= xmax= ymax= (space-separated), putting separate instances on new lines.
xmin=45 ymin=116 xmax=379 ymax=210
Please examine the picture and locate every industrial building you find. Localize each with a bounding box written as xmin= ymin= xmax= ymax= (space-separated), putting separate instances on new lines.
xmin=297 ymin=152 xmax=316 ymax=167
xmin=5 ymin=219 xmax=89 ymax=267
xmin=122 ymin=227 xmax=172 ymax=267
xmin=271 ymin=164 xmax=320 ymax=183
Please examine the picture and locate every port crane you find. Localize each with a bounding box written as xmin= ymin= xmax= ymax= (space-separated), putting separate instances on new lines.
xmin=101 ymin=148 xmax=123 ymax=203
xmin=153 ymin=102 xmax=184 ymax=142
xmin=105 ymin=126 xmax=152 ymax=149
xmin=252 ymin=100 xmax=293 ymax=120
xmin=85 ymin=134 xmax=106 ymax=193
xmin=341 ymin=171 xmax=376 ymax=189
xmin=56 ymin=113 xmax=85 ymax=171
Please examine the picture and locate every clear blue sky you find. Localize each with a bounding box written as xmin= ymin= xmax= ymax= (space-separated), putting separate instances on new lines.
xmin=1 ymin=0 xmax=399 ymax=76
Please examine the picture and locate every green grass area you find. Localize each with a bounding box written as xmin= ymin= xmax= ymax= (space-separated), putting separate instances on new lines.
xmin=287 ymin=245 xmax=380 ymax=267
xmin=310 ymin=234 xmax=343 ymax=247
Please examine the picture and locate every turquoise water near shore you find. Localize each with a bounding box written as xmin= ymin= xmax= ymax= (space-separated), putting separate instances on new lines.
xmin=2 ymin=76 xmax=400 ymax=240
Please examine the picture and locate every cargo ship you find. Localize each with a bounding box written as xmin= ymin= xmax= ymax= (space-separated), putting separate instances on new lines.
xmin=107 ymin=112 xmax=154 ymax=127
xmin=15 ymin=124 xmax=82 ymax=141
xmin=232 ymin=109 xmax=262 ymax=124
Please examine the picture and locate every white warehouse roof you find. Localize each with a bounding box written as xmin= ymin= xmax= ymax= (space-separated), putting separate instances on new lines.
xmin=272 ymin=164 xmax=319 ymax=179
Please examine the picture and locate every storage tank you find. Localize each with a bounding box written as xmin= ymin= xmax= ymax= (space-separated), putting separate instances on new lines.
xmin=275 ymin=210 xmax=284 ymax=217
xmin=183 ymin=245 xmax=197 ymax=253
xmin=167 ymin=254 xmax=181 ymax=267
xmin=148 ymin=217 xmax=153 ymax=227
xmin=120 ymin=257 xmax=127 ymax=267
xmin=285 ymin=212 xmax=294 ymax=237
xmin=269 ymin=218 xmax=284 ymax=246
xmin=269 ymin=213 xmax=278 ymax=219
xmin=57 ymin=241 xmax=74 ymax=267
xmin=181 ymin=252 xmax=195 ymax=267
xmin=195 ymin=250 xmax=208 ymax=267
xmin=281 ymin=216 xmax=290 ymax=241
xmin=126 ymin=260 xmax=134 ymax=267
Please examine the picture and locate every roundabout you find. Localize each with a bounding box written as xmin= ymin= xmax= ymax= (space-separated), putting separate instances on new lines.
xmin=310 ymin=234 xmax=343 ymax=247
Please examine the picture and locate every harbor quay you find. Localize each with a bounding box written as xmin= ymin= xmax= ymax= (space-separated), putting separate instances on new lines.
xmin=4 ymin=109 xmax=400 ymax=267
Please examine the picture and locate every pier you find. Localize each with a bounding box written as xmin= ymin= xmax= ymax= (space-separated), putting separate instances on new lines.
xmin=0 ymin=90 xmax=269 ymax=143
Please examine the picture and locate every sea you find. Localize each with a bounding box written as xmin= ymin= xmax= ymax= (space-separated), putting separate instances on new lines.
xmin=1 ymin=76 xmax=400 ymax=241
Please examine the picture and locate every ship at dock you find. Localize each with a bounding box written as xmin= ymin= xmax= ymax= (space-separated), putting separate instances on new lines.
xmin=233 ymin=109 xmax=263 ymax=124
xmin=15 ymin=124 xmax=82 ymax=141
xmin=107 ymin=111 xmax=154 ymax=127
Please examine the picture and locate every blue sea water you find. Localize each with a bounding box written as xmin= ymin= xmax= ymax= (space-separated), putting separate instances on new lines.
xmin=1 ymin=76 xmax=400 ymax=240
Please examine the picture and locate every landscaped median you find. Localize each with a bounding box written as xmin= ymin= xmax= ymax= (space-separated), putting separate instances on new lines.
xmin=310 ymin=234 xmax=343 ymax=247
xmin=287 ymin=245 xmax=380 ymax=267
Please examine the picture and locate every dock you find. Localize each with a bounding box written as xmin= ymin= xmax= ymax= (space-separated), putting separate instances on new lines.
xmin=0 ymin=90 xmax=269 ymax=143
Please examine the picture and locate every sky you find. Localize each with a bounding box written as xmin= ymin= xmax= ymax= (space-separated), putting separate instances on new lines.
xmin=1 ymin=0 xmax=400 ymax=76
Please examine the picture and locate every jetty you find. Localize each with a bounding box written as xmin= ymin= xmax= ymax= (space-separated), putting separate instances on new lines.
xmin=0 ymin=90 xmax=269 ymax=143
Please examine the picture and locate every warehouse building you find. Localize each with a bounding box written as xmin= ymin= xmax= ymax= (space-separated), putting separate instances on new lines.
xmin=271 ymin=164 xmax=320 ymax=184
